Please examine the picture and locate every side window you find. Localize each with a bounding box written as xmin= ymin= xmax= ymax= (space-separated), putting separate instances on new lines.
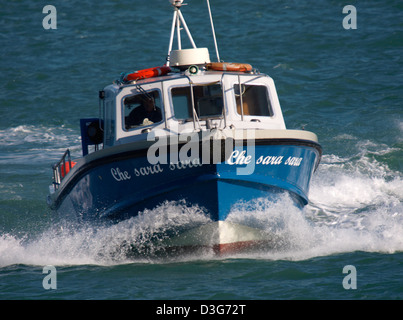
xmin=234 ymin=85 xmax=273 ymax=117
xmin=171 ymin=87 xmax=192 ymax=119
xmin=123 ymin=90 xmax=162 ymax=130
xmin=104 ymin=100 xmax=115 ymax=146
xmin=171 ymin=84 xmax=223 ymax=120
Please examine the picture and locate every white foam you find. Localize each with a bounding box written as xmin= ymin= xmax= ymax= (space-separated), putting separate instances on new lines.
xmin=0 ymin=125 xmax=81 ymax=165
xmin=0 ymin=201 xmax=212 ymax=267
xmin=1 ymin=140 xmax=402 ymax=265
xmin=0 ymin=125 xmax=77 ymax=146
xmin=1 ymin=182 xmax=401 ymax=267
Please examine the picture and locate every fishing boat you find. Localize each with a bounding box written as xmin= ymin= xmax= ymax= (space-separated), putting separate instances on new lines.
xmin=47 ymin=0 xmax=321 ymax=255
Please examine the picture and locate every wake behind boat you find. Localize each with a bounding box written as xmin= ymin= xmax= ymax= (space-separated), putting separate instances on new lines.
xmin=47 ymin=0 xmax=322 ymax=255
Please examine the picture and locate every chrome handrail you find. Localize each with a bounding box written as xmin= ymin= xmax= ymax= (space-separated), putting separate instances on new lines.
xmin=52 ymin=149 xmax=72 ymax=189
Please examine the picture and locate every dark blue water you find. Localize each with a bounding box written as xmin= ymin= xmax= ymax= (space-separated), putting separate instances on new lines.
xmin=1 ymin=0 xmax=402 ymax=300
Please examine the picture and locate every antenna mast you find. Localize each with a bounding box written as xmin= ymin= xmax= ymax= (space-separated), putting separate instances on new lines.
xmin=206 ymin=0 xmax=220 ymax=62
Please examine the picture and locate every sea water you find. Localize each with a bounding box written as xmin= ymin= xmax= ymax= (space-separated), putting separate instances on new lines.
xmin=1 ymin=0 xmax=402 ymax=300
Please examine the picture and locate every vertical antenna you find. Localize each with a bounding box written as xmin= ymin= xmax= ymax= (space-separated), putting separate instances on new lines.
xmin=206 ymin=0 xmax=220 ymax=62
xmin=166 ymin=9 xmax=177 ymax=66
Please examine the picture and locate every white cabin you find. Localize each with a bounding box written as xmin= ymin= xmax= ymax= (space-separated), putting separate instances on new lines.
xmin=101 ymin=70 xmax=286 ymax=148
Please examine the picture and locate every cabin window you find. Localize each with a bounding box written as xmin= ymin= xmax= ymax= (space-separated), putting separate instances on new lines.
xmin=234 ymin=84 xmax=273 ymax=117
xmin=171 ymin=84 xmax=223 ymax=120
xmin=123 ymin=90 xmax=162 ymax=130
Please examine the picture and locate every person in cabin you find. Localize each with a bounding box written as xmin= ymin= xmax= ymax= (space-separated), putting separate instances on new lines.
xmin=125 ymin=94 xmax=162 ymax=128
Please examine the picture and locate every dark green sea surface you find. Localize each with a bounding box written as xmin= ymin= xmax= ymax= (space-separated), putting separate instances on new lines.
xmin=1 ymin=0 xmax=402 ymax=300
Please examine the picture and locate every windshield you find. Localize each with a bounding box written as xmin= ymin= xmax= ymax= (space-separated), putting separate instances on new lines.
xmin=171 ymin=84 xmax=223 ymax=120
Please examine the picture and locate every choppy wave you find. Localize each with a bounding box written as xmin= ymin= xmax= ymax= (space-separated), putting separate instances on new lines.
xmin=0 ymin=125 xmax=78 ymax=146
xmin=0 ymin=125 xmax=81 ymax=163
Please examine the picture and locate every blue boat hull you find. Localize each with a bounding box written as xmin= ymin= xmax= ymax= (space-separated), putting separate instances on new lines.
xmin=50 ymin=141 xmax=321 ymax=223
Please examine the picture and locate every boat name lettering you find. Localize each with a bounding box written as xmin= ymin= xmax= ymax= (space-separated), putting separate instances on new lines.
xmin=134 ymin=164 xmax=164 ymax=176
xmin=111 ymin=167 xmax=131 ymax=181
xmin=227 ymin=150 xmax=252 ymax=165
xmin=229 ymin=154 xmax=303 ymax=167
xmin=256 ymin=155 xmax=283 ymax=165
xmin=170 ymin=158 xmax=202 ymax=170
xmin=284 ymin=156 xmax=303 ymax=166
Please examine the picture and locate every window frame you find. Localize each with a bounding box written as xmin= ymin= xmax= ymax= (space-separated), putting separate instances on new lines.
xmin=233 ymin=83 xmax=274 ymax=118
xmin=121 ymin=88 xmax=164 ymax=132
xmin=170 ymin=83 xmax=224 ymax=122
